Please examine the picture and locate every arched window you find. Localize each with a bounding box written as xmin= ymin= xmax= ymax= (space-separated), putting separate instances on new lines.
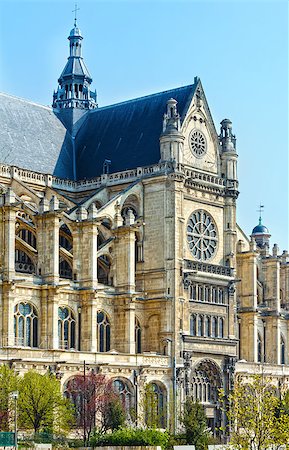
xmin=257 ymin=332 xmax=262 ymax=363
xmin=212 ymin=287 xmax=217 ymax=303
xmin=205 ymin=286 xmax=210 ymax=302
xmin=135 ymin=318 xmax=141 ymax=354
xmin=281 ymin=334 xmax=285 ymax=364
xmin=219 ymin=318 xmax=224 ymax=338
xmin=218 ymin=289 xmax=224 ymax=304
xmin=191 ymin=359 xmax=221 ymax=405
xmin=58 ymin=307 xmax=76 ymax=350
xmin=145 ymin=383 xmax=166 ymax=428
xmin=59 ymin=224 xmax=73 ymax=251
xmin=198 ymin=285 xmax=204 ymax=302
xmin=205 ymin=316 xmax=211 ymax=337
xmin=190 ymin=284 xmax=197 ymax=300
xmin=197 ymin=315 xmax=203 ymax=336
xmin=14 ymin=302 xmax=38 ymax=347
xmin=97 ymin=311 xmax=110 ymax=352
xmin=190 ymin=314 xmax=196 ymax=336
xmin=113 ymin=379 xmax=134 ymax=411
xmin=212 ymin=317 xmax=218 ymax=337
xmin=97 ymin=255 xmax=112 ymax=285
xmin=59 ymin=259 xmax=72 ymax=279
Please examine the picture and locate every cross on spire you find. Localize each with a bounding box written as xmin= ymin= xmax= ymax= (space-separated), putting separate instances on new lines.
xmin=257 ymin=203 xmax=264 ymax=224
xmin=72 ymin=4 xmax=80 ymax=27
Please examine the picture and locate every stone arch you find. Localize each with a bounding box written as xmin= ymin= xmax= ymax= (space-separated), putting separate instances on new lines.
xmin=112 ymin=377 xmax=135 ymax=415
xmin=191 ymin=358 xmax=222 ymax=405
xmin=121 ymin=194 xmax=140 ymax=221
xmin=59 ymin=223 xmax=73 ymax=279
xmin=145 ymin=380 xmax=167 ymax=428
xmin=14 ymin=301 xmax=39 ymax=347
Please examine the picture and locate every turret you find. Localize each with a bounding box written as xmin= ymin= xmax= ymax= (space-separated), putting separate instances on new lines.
xmin=219 ymin=119 xmax=238 ymax=197
xmin=159 ymin=98 xmax=185 ymax=164
xmin=251 ymin=217 xmax=271 ymax=255
xmin=52 ymin=20 xmax=97 ymax=134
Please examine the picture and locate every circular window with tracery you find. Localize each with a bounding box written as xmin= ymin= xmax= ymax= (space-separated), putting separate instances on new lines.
xmin=187 ymin=210 xmax=218 ymax=261
xmin=189 ymin=129 xmax=207 ymax=158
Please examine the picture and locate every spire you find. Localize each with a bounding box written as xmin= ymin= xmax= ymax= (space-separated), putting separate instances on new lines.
xmin=52 ymin=17 xmax=97 ymax=116
xmin=162 ymin=98 xmax=181 ymax=135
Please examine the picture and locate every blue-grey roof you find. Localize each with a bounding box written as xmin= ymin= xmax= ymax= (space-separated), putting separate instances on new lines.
xmin=0 ymin=92 xmax=72 ymax=174
xmin=59 ymin=57 xmax=92 ymax=80
xmin=252 ymin=224 xmax=269 ymax=234
xmin=72 ymin=83 xmax=197 ymax=180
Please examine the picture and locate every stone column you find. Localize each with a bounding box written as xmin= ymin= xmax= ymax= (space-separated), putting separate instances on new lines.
xmin=73 ymin=205 xmax=98 ymax=289
xmin=1 ymin=189 xmax=17 ymax=281
xmin=81 ymin=293 xmax=97 ymax=352
xmin=46 ymin=286 xmax=59 ymax=349
xmin=114 ymin=209 xmax=136 ymax=293
xmin=36 ymin=197 xmax=60 ymax=285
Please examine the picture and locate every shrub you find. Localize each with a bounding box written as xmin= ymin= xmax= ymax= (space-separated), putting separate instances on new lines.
xmin=90 ymin=427 xmax=170 ymax=449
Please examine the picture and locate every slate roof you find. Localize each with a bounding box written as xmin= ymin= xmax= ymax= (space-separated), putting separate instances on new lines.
xmin=59 ymin=57 xmax=92 ymax=81
xmin=0 ymin=82 xmax=198 ymax=181
xmin=74 ymin=82 xmax=197 ymax=180
xmin=0 ymin=92 xmax=72 ymax=175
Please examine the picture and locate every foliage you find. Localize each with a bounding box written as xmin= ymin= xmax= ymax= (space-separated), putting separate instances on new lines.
xmin=66 ymin=372 xmax=125 ymax=443
xmin=90 ymin=427 xmax=170 ymax=449
xmin=142 ymin=383 xmax=165 ymax=428
xmin=18 ymin=370 xmax=74 ymax=434
xmin=102 ymin=396 xmax=126 ymax=431
xmin=0 ymin=365 xmax=19 ymax=431
xmin=223 ymin=374 xmax=289 ymax=450
xmin=180 ymin=398 xmax=209 ymax=450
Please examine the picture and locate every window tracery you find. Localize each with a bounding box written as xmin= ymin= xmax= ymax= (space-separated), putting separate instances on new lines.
xmin=97 ymin=311 xmax=110 ymax=352
xmin=190 ymin=314 xmax=225 ymax=338
xmin=145 ymin=382 xmax=166 ymax=428
xmin=58 ymin=307 xmax=76 ymax=349
xmin=191 ymin=359 xmax=222 ymax=406
xmin=14 ymin=302 xmax=38 ymax=347
xmin=135 ymin=318 xmax=142 ymax=353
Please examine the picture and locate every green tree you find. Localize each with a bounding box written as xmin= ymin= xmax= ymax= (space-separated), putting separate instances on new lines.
xmin=0 ymin=365 xmax=19 ymax=431
xmin=102 ymin=396 xmax=126 ymax=431
xmin=18 ymin=370 xmax=74 ymax=434
xmin=224 ymin=374 xmax=289 ymax=450
xmin=180 ymin=398 xmax=209 ymax=450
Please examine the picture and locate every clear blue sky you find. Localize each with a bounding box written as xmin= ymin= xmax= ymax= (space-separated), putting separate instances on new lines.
xmin=0 ymin=0 xmax=288 ymax=250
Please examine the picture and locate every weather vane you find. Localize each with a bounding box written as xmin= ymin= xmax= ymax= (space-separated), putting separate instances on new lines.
xmin=257 ymin=203 xmax=264 ymax=223
xmin=72 ymin=4 xmax=80 ymax=27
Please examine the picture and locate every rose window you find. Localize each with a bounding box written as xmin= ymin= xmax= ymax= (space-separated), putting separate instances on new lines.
xmin=187 ymin=210 xmax=218 ymax=261
xmin=189 ymin=129 xmax=207 ymax=158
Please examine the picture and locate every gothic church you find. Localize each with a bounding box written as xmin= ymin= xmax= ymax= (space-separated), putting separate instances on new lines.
xmin=0 ymin=21 xmax=288 ymax=433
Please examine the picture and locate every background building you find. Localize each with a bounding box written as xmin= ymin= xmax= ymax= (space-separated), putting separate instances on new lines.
xmin=0 ymin=22 xmax=288 ymax=433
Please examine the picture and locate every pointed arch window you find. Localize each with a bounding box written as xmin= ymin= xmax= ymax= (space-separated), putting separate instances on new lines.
xmin=113 ymin=379 xmax=134 ymax=412
xmin=281 ymin=334 xmax=286 ymax=364
xmin=212 ymin=317 xmax=218 ymax=338
xmin=97 ymin=311 xmax=110 ymax=352
xmin=58 ymin=307 xmax=76 ymax=350
xmin=197 ymin=315 xmax=204 ymax=336
xmin=146 ymin=382 xmax=166 ymax=428
xmin=14 ymin=302 xmax=38 ymax=347
xmin=205 ymin=316 xmax=211 ymax=337
xmin=219 ymin=318 xmax=224 ymax=338
xmin=190 ymin=314 xmax=197 ymax=336
xmin=257 ymin=332 xmax=262 ymax=363
xmin=135 ymin=318 xmax=142 ymax=354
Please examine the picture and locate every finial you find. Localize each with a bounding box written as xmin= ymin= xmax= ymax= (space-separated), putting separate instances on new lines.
xmin=257 ymin=204 xmax=264 ymax=225
xmin=72 ymin=3 xmax=80 ymax=27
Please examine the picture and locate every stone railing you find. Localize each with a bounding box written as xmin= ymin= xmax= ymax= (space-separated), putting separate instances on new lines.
xmin=184 ymin=259 xmax=233 ymax=277
xmin=0 ymin=161 xmax=226 ymax=193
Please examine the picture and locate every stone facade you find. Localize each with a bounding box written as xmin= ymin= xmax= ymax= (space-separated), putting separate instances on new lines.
xmin=0 ymin=21 xmax=288 ymax=436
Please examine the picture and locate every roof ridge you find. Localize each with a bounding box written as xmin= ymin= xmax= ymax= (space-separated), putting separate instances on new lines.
xmin=92 ymin=83 xmax=196 ymax=113
xmin=0 ymin=92 xmax=52 ymax=111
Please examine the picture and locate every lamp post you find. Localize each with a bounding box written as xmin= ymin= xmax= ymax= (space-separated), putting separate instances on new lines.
xmin=11 ymin=391 xmax=19 ymax=450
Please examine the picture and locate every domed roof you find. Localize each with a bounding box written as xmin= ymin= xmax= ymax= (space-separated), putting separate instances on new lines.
xmin=252 ymin=218 xmax=269 ymax=235
xmin=70 ymin=26 xmax=82 ymax=37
